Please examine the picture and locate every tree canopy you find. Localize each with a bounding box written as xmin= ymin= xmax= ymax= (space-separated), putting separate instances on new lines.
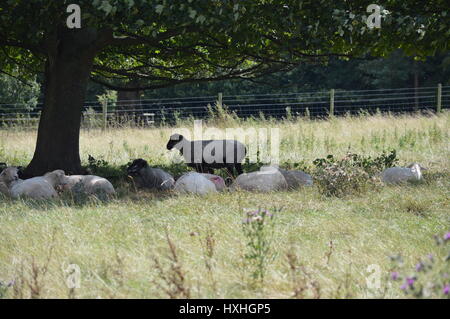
xmin=2 ymin=1 xmax=448 ymax=89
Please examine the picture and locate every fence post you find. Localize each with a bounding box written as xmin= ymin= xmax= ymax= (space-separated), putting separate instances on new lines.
xmin=329 ymin=89 xmax=335 ymax=117
xmin=437 ymin=83 xmax=442 ymax=113
xmin=218 ymin=92 xmax=223 ymax=107
xmin=102 ymin=100 xmax=108 ymax=130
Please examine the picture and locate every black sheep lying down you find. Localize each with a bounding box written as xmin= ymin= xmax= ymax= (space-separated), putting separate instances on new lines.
xmin=166 ymin=133 xmax=246 ymax=177
xmin=127 ymin=159 xmax=175 ymax=190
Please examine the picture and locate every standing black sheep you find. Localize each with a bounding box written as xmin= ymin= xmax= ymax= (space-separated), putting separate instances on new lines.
xmin=166 ymin=133 xmax=246 ymax=177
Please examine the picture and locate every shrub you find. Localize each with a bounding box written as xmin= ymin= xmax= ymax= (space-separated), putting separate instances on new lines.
xmin=85 ymin=155 xmax=125 ymax=183
xmin=242 ymin=153 xmax=264 ymax=174
xmin=312 ymin=150 xmax=397 ymax=197
xmin=313 ymin=157 xmax=372 ymax=197
xmin=349 ymin=149 xmax=398 ymax=176
xmin=280 ymin=160 xmax=310 ymax=174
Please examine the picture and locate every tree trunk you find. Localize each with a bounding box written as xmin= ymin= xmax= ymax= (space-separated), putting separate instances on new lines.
xmin=23 ymin=29 xmax=98 ymax=177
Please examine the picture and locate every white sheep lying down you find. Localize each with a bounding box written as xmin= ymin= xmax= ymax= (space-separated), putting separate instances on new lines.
xmin=277 ymin=167 xmax=313 ymax=188
xmin=10 ymin=169 xmax=66 ymax=200
xmin=62 ymin=175 xmax=116 ymax=195
xmin=1 ymin=167 xmax=116 ymax=199
xmin=0 ymin=166 xmax=20 ymax=197
xmin=231 ymin=165 xmax=313 ymax=192
xmin=174 ymin=172 xmax=218 ymax=195
xmin=0 ymin=181 xmax=9 ymax=197
xmin=381 ymin=163 xmax=427 ymax=184
xmin=200 ymin=173 xmax=226 ymax=192
xmin=231 ymin=166 xmax=288 ymax=192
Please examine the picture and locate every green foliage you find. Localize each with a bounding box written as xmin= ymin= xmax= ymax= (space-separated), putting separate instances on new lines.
xmin=313 ymin=156 xmax=374 ymax=197
xmin=280 ymin=160 xmax=310 ymax=173
xmin=141 ymin=51 xmax=450 ymax=100
xmin=351 ymin=150 xmax=399 ymax=175
xmin=86 ymin=155 xmax=191 ymax=185
xmin=2 ymin=1 xmax=449 ymax=92
xmin=314 ymin=150 xmax=398 ymax=175
xmin=86 ymin=155 xmax=125 ymax=183
xmin=242 ymin=208 xmax=276 ymax=284
xmin=82 ymin=107 xmax=104 ymax=128
xmin=312 ymin=150 xmax=398 ymax=197
xmin=96 ymin=90 xmax=117 ymax=110
xmin=206 ymin=101 xmax=240 ymax=127
xmin=0 ymin=73 xmax=39 ymax=107
xmin=242 ymin=151 xmax=265 ymax=174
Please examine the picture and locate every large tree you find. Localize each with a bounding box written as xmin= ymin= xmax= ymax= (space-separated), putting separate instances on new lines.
xmin=0 ymin=0 xmax=448 ymax=176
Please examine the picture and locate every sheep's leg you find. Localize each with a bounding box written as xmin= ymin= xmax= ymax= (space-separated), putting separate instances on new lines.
xmin=235 ymin=163 xmax=244 ymax=175
xmin=225 ymin=165 xmax=235 ymax=178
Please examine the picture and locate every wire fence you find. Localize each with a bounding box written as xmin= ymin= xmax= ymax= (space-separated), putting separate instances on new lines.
xmin=0 ymin=84 xmax=448 ymax=128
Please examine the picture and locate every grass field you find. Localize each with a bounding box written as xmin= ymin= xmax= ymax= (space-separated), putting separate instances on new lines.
xmin=0 ymin=112 xmax=449 ymax=298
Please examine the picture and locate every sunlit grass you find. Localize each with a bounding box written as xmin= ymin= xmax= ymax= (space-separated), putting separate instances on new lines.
xmin=0 ymin=112 xmax=448 ymax=298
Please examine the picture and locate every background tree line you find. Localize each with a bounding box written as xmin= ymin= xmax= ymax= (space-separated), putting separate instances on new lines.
xmin=1 ymin=49 xmax=449 ymax=110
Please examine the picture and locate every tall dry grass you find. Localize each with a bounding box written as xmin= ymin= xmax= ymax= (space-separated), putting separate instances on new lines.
xmin=0 ymin=112 xmax=448 ymax=298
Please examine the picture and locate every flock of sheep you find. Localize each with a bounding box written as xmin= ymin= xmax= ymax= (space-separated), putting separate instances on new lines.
xmin=0 ymin=134 xmax=427 ymax=200
xmin=0 ymin=167 xmax=115 ymax=200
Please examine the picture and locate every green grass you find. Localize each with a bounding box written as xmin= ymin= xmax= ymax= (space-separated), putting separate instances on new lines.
xmin=0 ymin=112 xmax=449 ymax=298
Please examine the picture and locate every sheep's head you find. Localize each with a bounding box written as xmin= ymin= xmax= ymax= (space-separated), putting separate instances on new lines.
xmin=127 ymin=158 xmax=148 ymax=175
xmin=210 ymin=176 xmax=226 ymax=191
xmin=166 ymin=133 xmax=184 ymax=150
xmin=0 ymin=167 xmax=19 ymax=185
xmin=407 ymin=163 xmax=428 ymax=171
xmin=407 ymin=163 xmax=428 ymax=181
xmin=44 ymin=169 xmax=67 ymax=187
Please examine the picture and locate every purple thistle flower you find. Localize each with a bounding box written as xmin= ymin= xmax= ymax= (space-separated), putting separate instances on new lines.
xmin=391 ymin=272 xmax=399 ymax=280
xmin=400 ymin=283 xmax=408 ymax=291
xmin=443 ymin=284 xmax=449 ymax=295
xmin=406 ymin=277 xmax=415 ymax=287
xmin=415 ymin=262 xmax=424 ymax=272
xmin=427 ymin=254 xmax=434 ymax=261
xmin=444 ymin=232 xmax=450 ymax=241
